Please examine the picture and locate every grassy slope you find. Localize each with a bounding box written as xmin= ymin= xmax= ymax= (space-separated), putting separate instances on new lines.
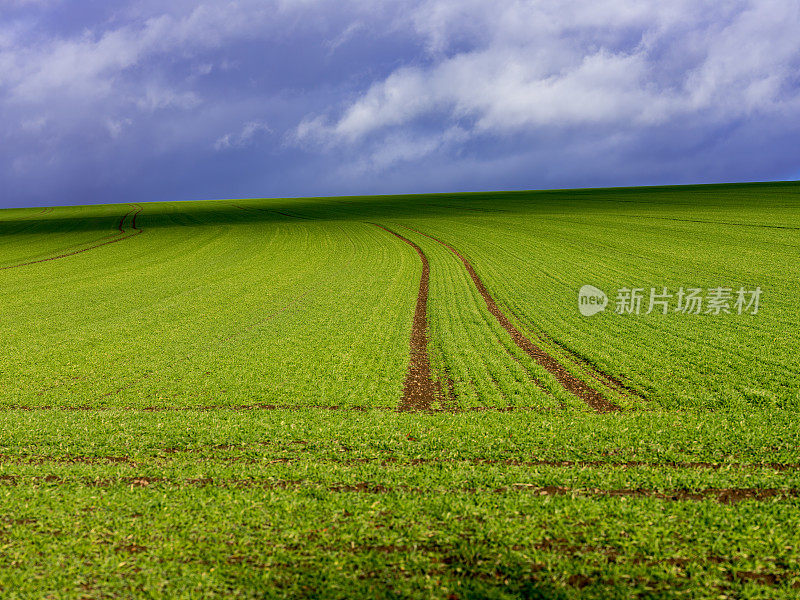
xmin=2 ymin=204 xmax=416 ymax=408
xmin=395 ymin=184 xmax=800 ymax=409
xmin=0 ymin=182 xmax=799 ymax=598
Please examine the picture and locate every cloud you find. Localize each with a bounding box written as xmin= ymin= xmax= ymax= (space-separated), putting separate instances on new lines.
xmin=19 ymin=115 xmax=47 ymax=132
xmin=1 ymin=0 xmax=377 ymax=106
xmin=344 ymin=125 xmax=468 ymax=174
xmin=135 ymin=86 xmax=201 ymax=112
xmin=214 ymin=120 xmax=272 ymax=150
xmin=298 ymin=0 xmax=800 ymax=159
xmin=325 ymin=21 xmax=366 ymax=54
xmin=105 ymin=117 xmax=132 ymax=139
xmin=1 ymin=0 xmax=799 ymax=208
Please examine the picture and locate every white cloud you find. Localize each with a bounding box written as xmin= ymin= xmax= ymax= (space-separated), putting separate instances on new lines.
xmin=297 ymin=0 xmax=800 ymax=162
xmin=325 ymin=21 xmax=365 ymax=54
xmin=214 ymin=120 xmax=271 ymax=150
xmin=195 ymin=62 xmax=214 ymax=75
xmin=19 ymin=115 xmax=47 ymax=132
xmin=0 ymin=0 xmax=365 ymax=105
xmin=3 ymin=0 xmax=799 ymax=205
xmin=7 ymin=15 xmax=171 ymax=102
xmin=349 ymin=125 xmax=468 ymax=174
xmin=135 ymin=86 xmax=201 ymax=111
xmin=105 ymin=117 xmax=132 ymax=139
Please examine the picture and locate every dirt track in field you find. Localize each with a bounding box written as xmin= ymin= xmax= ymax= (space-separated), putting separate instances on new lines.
xmin=2 ymin=474 xmax=796 ymax=503
xmin=403 ymin=226 xmax=620 ymax=413
xmin=371 ymin=223 xmax=450 ymax=411
xmin=5 ymin=452 xmax=797 ymax=472
xmin=0 ymin=204 xmax=143 ymax=271
xmin=3 ymin=404 xmax=565 ymax=412
xmin=507 ymin=314 xmax=647 ymax=400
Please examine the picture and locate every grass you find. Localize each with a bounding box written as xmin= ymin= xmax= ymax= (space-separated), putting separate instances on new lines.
xmin=0 ymin=182 xmax=799 ymax=598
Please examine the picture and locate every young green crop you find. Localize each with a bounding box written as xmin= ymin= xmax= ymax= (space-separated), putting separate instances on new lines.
xmin=1 ymin=182 xmax=798 ymax=598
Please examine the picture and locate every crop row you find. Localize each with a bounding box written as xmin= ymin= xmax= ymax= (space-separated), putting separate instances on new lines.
xmin=0 ymin=480 xmax=797 ymax=599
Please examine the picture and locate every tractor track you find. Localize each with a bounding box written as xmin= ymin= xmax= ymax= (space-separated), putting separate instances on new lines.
xmin=505 ymin=306 xmax=647 ymax=400
xmin=1 ymin=474 xmax=797 ymax=503
xmin=0 ymin=204 xmax=143 ymax=271
xmin=497 ymin=339 xmax=562 ymax=405
xmin=2 ymin=404 xmax=563 ymax=413
xmin=402 ymin=225 xmax=621 ymax=413
xmin=371 ymin=223 xmax=452 ymax=411
xmin=4 ymin=453 xmax=797 ymax=472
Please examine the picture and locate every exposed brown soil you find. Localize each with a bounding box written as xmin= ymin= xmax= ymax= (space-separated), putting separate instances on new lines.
xmin=226 ymin=537 xmax=797 ymax=589
xmin=125 ymin=447 xmax=800 ymax=472
xmin=506 ymin=484 xmax=800 ymax=503
xmin=729 ymin=571 xmax=780 ymax=585
xmin=566 ymin=574 xmax=593 ymax=588
xmin=0 ymin=204 xmax=143 ymax=271
xmin=5 ymin=475 xmax=797 ymax=503
xmin=117 ymin=543 xmax=148 ymax=554
xmin=369 ymin=456 xmax=800 ymax=472
xmin=497 ymin=341 xmax=561 ymax=405
xmin=508 ymin=314 xmax=647 ymax=400
xmin=0 ymin=454 xmax=136 ymax=466
xmin=496 ymin=457 xmax=798 ymax=471
xmin=7 ymin=451 xmax=794 ymax=472
xmin=2 ymin=404 xmax=563 ymax=412
xmin=513 ymin=539 xmax=798 ymax=586
xmin=403 ymin=226 xmax=620 ymax=413
xmin=1 ymin=515 xmax=37 ymax=525
xmin=371 ymin=223 xmax=450 ymax=411
xmin=329 ymin=482 xmax=392 ymax=493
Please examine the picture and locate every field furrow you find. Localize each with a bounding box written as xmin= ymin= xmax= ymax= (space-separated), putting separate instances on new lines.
xmin=407 ymin=225 xmax=621 ymax=412
xmin=0 ymin=203 xmax=143 ymax=271
xmin=2 ymin=183 xmax=799 ymax=598
xmin=4 ymin=453 xmax=799 ymax=471
xmin=371 ymin=224 xmax=446 ymax=410
xmin=1 ymin=476 xmax=799 ymax=503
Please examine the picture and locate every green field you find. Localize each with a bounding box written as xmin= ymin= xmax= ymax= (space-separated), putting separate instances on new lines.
xmin=1 ymin=182 xmax=799 ymax=598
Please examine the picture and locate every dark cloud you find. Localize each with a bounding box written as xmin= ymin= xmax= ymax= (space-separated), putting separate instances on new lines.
xmin=1 ymin=0 xmax=798 ymax=208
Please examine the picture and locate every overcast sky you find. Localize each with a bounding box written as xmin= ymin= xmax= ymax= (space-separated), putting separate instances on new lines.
xmin=2 ymin=0 xmax=799 ymax=208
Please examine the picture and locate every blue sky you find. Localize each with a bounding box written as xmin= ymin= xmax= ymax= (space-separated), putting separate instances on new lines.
xmin=2 ymin=0 xmax=799 ymax=208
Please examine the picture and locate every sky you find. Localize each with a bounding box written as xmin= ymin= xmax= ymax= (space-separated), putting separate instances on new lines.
xmin=1 ymin=0 xmax=800 ymax=208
